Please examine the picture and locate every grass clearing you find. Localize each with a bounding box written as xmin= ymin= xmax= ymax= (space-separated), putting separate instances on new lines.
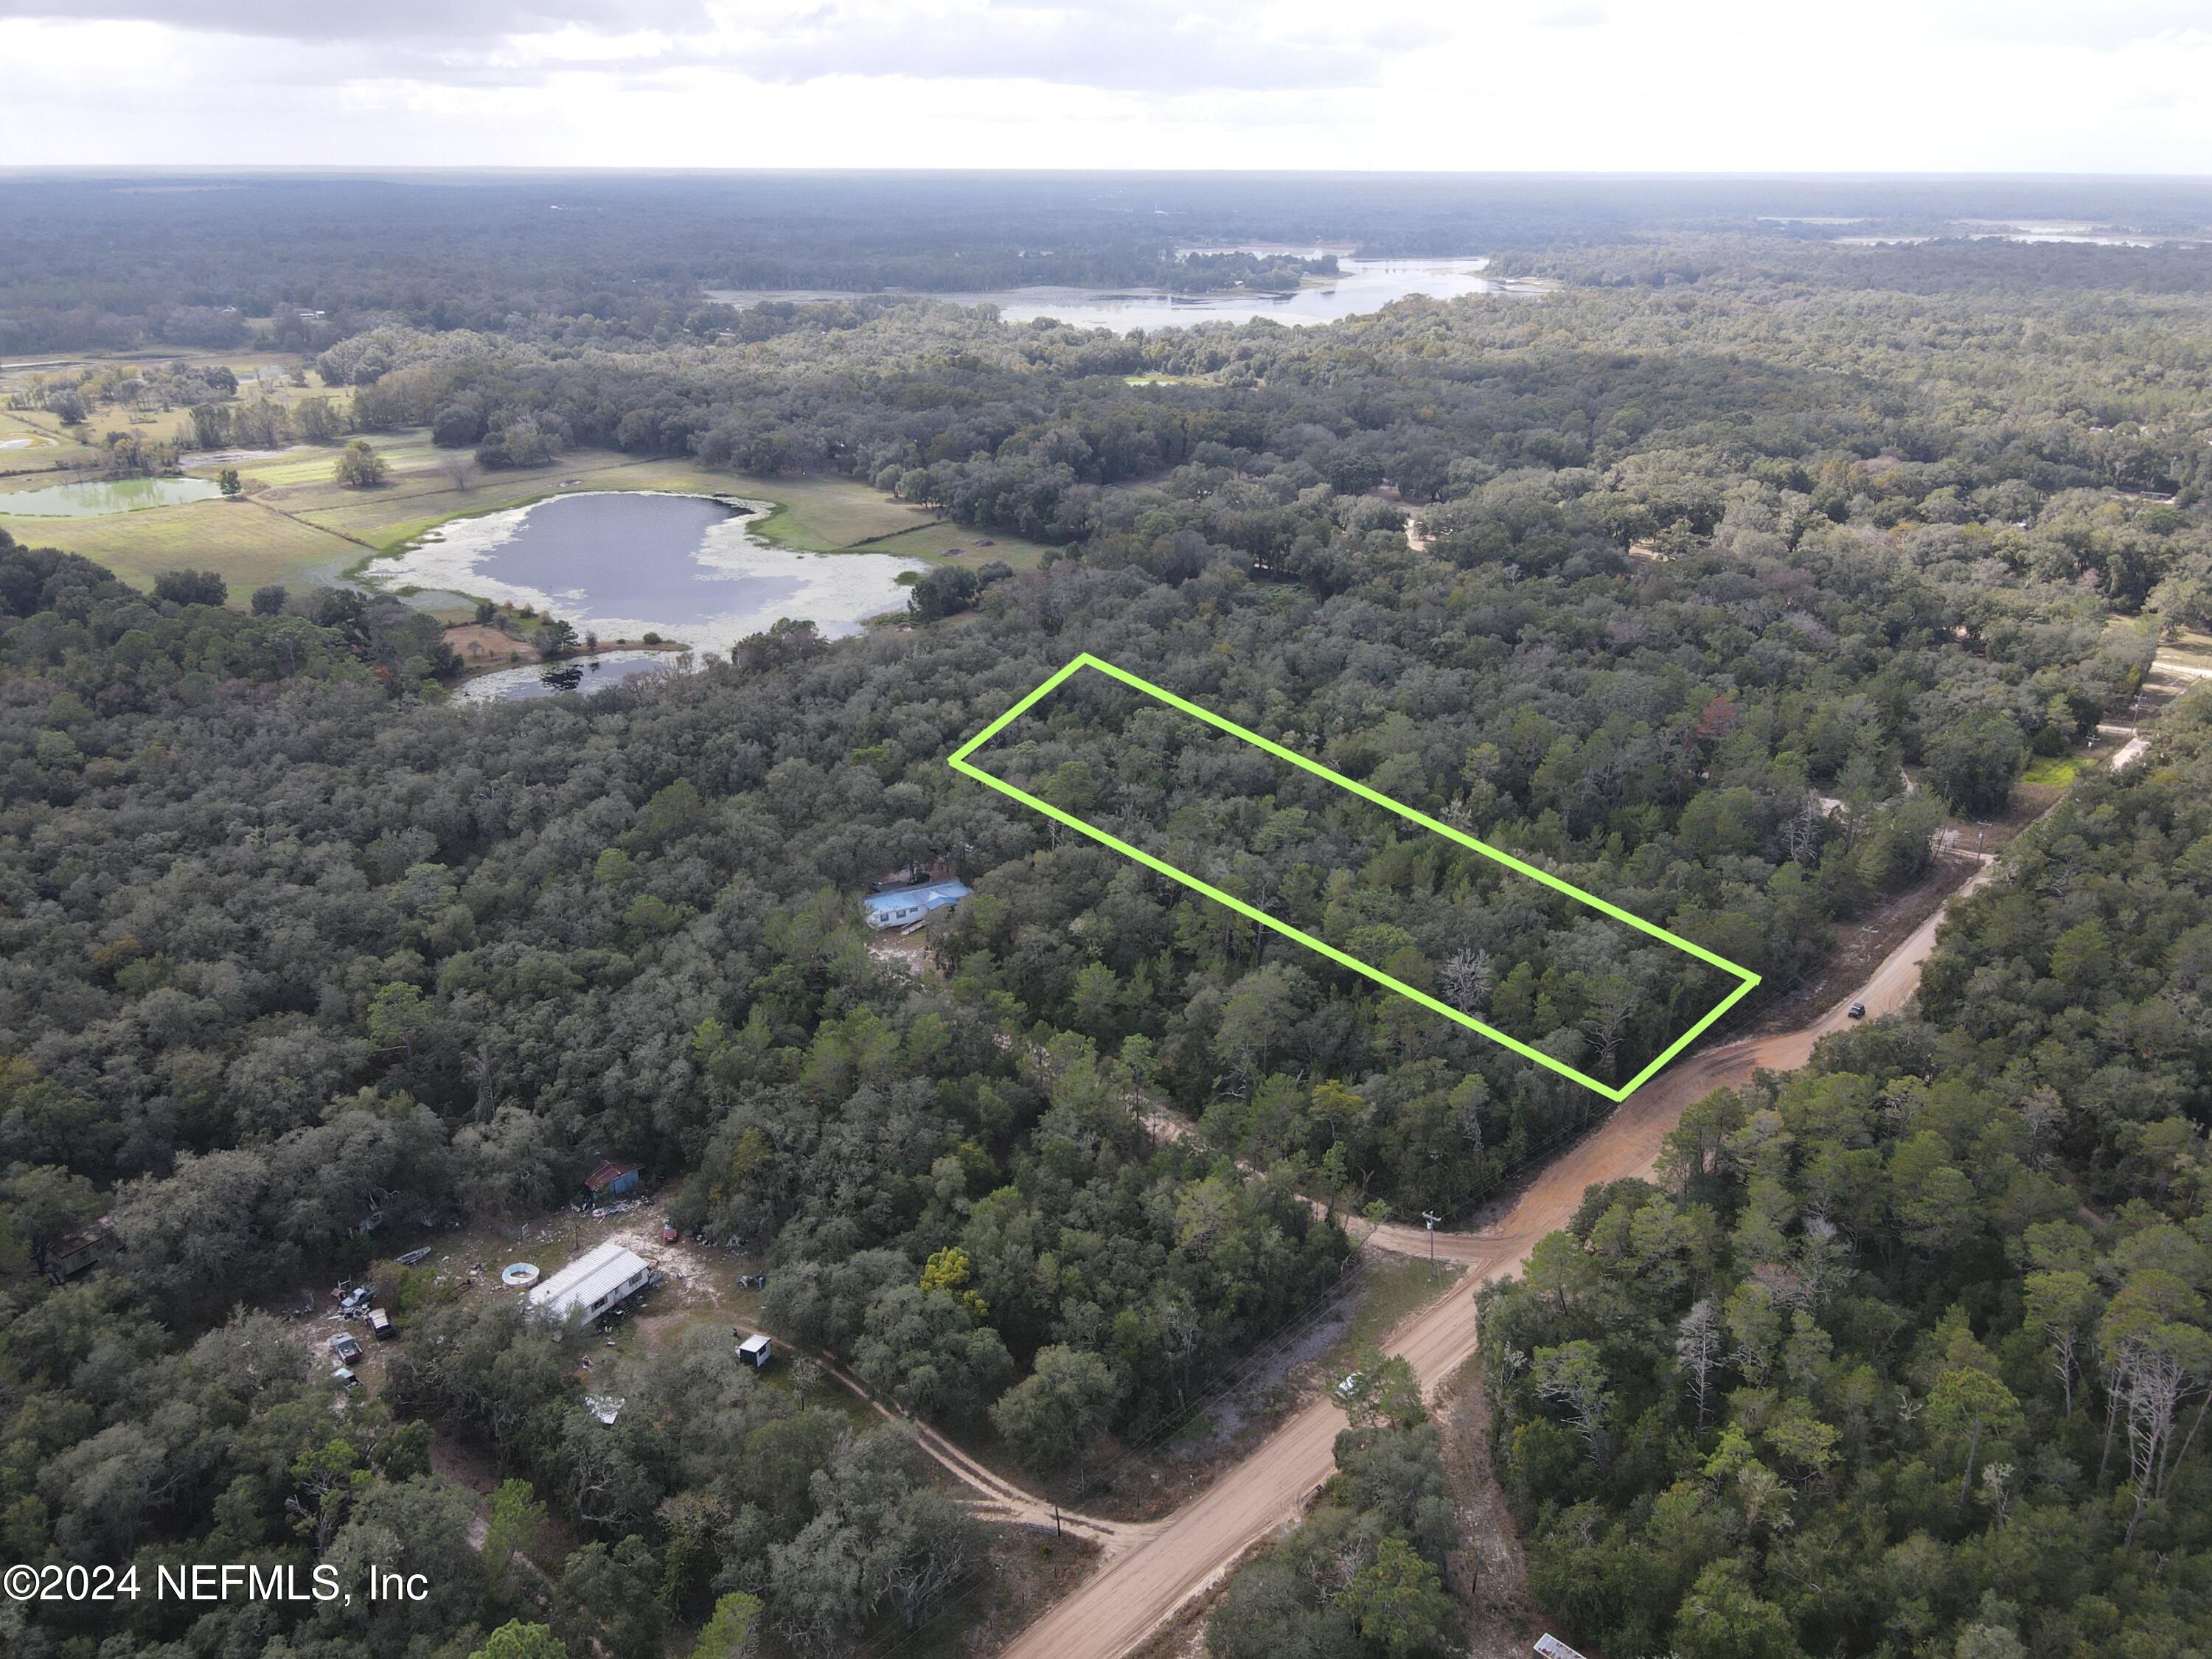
xmin=1327 ymin=1252 xmax=1465 ymax=1367
xmin=0 ymin=495 xmax=361 ymax=591
xmin=5 ymin=408 xmax=1055 ymax=595
xmin=740 ymin=473 xmax=942 ymax=549
xmin=861 ymin=518 xmax=1054 ymax=568
xmin=2022 ymin=754 xmax=2084 ymax=787
xmin=2156 ymin=625 xmax=2212 ymax=671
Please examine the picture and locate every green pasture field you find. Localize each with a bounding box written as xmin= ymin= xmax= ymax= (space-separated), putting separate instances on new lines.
xmin=0 ymin=495 xmax=360 ymax=593
xmin=857 ymin=518 xmax=1051 ymax=568
xmin=740 ymin=475 xmax=947 ymax=549
xmin=1 ymin=417 xmax=1054 ymax=594
xmin=952 ymin=654 xmax=1761 ymax=1102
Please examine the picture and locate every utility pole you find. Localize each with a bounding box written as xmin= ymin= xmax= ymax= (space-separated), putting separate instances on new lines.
xmin=1422 ymin=1211 xmax=1441 ymax=1279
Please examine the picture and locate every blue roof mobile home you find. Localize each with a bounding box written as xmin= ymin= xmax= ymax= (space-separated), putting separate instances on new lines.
xmin=861 ymin=880 xmax=972 ymax=930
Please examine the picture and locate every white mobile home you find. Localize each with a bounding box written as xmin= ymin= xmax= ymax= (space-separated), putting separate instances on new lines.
xmin=526 ymin=1240 xmax=653 ymax=1326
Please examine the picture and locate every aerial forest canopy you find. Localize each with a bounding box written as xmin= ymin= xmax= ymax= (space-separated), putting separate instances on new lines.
xmin=1479 ymin=702 xmax=2212 ymax=1658
xmin=2 ymin=196 xmax=2211 ymax=1658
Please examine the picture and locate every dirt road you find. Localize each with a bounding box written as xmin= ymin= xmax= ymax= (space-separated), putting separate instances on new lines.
xmin=1003 ymin=860 xmax=1998 ymax=1659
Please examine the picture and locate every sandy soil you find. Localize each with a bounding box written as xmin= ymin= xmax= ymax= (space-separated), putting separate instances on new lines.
xmin=1436 ymin=1355 xmax=1540 ymax=1658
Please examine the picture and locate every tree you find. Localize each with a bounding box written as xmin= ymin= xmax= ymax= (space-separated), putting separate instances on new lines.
xmin=2024 ymin=1270 xmax=2099 ymax=1416
xmin=251 ymin=582 xmax=286 ymax=615
xmin=217 ymin=465 xmax=243 ymax=497
xmin=1923 ymin=709 xmax=2025 ymax=816
xmin=989 ymin=1344 xmax=1120 ymax=1470
xmin=1340 ymin=1534 xmax=1460 ymax=1659
xmin=1672 ymin=1558 xmax=1806 ymax=1659
xmin=1338 ymin=1348 xmax=1426 ymax=1431
xmin=470 ymin=1622 xmax=568 ymax=1659
xmin=1439 ymin=947 xmax=1492 ymax=1013
xmin=919 ymin=1245 xmax=987 ymax=1319
xmin=537 ymin=618 xmax=578 ymax=655
xmin=366 ymin=981 xmax=431 ymax=1061
xmin=153 ymin=568 xmax=226 ymax=608
xmin=1926 ymin=1366 xmax=2024 ymax=1513
xmin=293 ymin=395 xmax=338 ymax=442
xmin=334 ymin=439 xmax=389 ymax=487
xmin=556 ymin=1537 xmax=664 ymax=1659
xmin=1581 ymin=974 xmax=1640 ymax=1077
xmin=1674 ymin=1298 xmax=1723 ymax=1425
xmin=1531 ymin=1340 xmax=1613 ymax=1470
xmin=852 ymin=1284 xmax=1013 ymax=1422
xmin=1214 ymin=963 xmax=1308 ymax=1082
xmin=907 ymin=563 xmax=981 ymax=621
xmin=433 ymin=404 xmax=487 ymax=448
xmin=481 ymin=1476 xmax=547 ymax=1594
xmin=1 ymin=1164 xmax=102 ymax=1273
xmin=693 ymin=1591 xmax=762 ymax=1658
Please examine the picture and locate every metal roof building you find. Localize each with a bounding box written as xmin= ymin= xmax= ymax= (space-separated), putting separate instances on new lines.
xmin=526 ymin=1240 xmax=653 ymax=1326
xmin=583 ymin=1159 xmax=642 ymax=1196
xmin=861 ymin=880 xmax=972 ymax=930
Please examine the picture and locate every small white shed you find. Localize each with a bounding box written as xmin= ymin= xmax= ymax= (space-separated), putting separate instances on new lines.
xmin=737 ymin=1333 xmax=773 ymax=1368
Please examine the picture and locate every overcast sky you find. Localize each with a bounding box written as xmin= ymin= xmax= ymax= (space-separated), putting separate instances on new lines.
xmin=1 ymin=1 xmax=2208 ymax=173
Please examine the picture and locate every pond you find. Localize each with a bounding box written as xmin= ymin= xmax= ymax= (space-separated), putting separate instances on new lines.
xmin=366 ymin=490 xmax=927 ymax=654
xmin=708 ymin=253 xmax=1537 ymax=333
xmin=455 ymin=647 xmax=681 ymax=705
xmin=0 ymin=476 xmax=226 ymax=516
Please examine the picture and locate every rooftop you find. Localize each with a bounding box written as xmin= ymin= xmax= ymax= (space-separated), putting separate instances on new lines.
xmin=527 ymin=1239 xmax=650 ymax=1319
xmin=860 ymin=880 xmax=972 ymax=917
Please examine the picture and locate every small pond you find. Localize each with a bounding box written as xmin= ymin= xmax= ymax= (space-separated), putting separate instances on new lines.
xmin=0 ymin=476 xmax=226 ymax=516
xmin=366 ymin=490 xmax=926 ymax=672
xmin=456 ymin=648 xmax=681 ymax=705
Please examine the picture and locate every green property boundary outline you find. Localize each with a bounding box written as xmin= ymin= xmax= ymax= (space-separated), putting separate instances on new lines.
xmin=947 ymin=653 xmax=1761 ymax=1103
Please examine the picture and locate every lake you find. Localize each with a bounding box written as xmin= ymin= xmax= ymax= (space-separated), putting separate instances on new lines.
xmin=0 ymin=476 xmax=225 ymax=516
xmin=708 ymin=254 xmax=1537 ymax=332
xmin=366 ymin=490 xmax=927 ymax=651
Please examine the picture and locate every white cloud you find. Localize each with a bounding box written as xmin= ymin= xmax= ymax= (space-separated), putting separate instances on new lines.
xmin=0 ymin=1 xmax=2208 ymax=171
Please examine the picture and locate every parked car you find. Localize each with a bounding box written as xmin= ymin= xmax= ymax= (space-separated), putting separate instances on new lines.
xmin=330 ymin=1366 xmax=359 ymax=1391
xmin=1848 ymin=1001 xmax=1866 ymax=1019
xmin=329 ymin=1332 xmax=364 ymax=1363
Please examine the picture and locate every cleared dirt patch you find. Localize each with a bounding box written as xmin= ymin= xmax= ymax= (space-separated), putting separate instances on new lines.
xmin=1436 ymin=1354 xmax=1542 ymax=1658
xmin=443 ymin=622 xmax=536 ymax=665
